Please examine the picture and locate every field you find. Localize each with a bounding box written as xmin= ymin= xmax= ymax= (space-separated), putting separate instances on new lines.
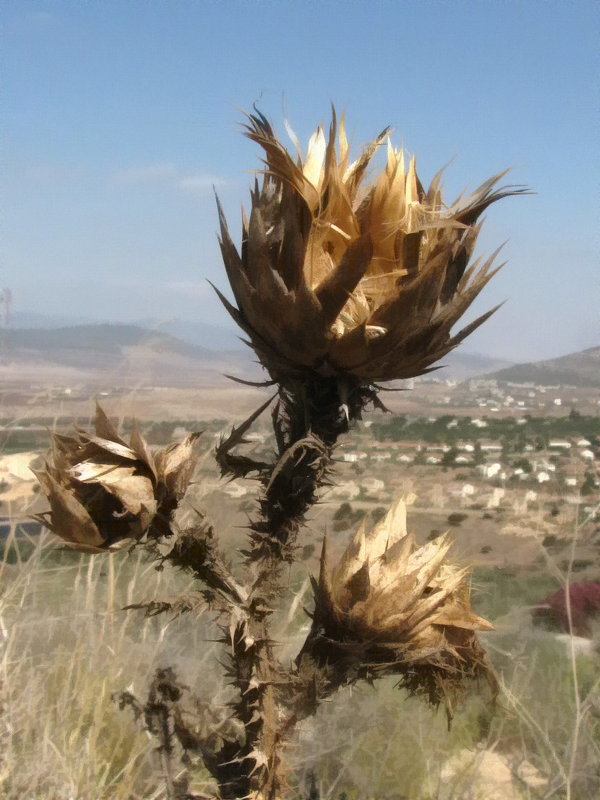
xmin=1 ymin=377 xmax=599 ymax=799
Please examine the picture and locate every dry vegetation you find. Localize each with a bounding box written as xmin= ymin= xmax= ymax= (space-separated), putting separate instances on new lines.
xmin=1 ymin=377 xmax=599 ymax=800
xmin=2 ymin=499 xmax=599 ymax=799
xmin=2 ymin=109 xmax=599 ymax=799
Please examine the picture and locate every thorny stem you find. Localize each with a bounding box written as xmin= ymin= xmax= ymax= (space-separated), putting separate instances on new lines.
xmin=211 ymin=374 xmax=374 ymax=798
xmin=152 ymin=375 xmax=383 ymax=798
xmin=217 ymin=382 xmax=341 ymax=797
xmin=165 ymin=525 xmax=248 ymax=608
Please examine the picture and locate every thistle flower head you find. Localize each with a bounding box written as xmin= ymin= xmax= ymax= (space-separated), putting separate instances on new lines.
xmin=33 ymin=404 xmax=199 ymax=552
xmin=302 ymin=497 xmax=495 ymax=712
xmin=216 ymin=109 xmax=528 ymax=386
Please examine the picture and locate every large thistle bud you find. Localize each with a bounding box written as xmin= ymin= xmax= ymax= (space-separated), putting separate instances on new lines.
xmin=33 ymin=404 xmax=199 ymax=553
xmin=299 ymin=498 xmax=495 ymax=714
xmin=216 ymin=110 xmax=527 ymax=390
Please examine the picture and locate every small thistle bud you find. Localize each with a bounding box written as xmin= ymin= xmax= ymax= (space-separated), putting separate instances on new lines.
xmin=216 ymin=109 xmax=528 ymax=388
xmin=33 ymin=403 xmax=200 ymax=552
xmin=301 ymin=497 xmax=495 ymax=714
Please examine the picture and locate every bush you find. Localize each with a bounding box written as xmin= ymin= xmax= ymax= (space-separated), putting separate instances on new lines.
xmin=532 ymin=582 xmax=600 ymax=635
xmin=512 ymin=457 xmax=533 ymax=474
xmin=333 ymin=502 xmax=353 ymax=520
xmin=332 ymin=503 xmax=366 ymax=531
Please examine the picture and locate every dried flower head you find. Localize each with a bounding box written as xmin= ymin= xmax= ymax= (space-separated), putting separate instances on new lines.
xmin=301 ymin=497 xmax=495 ymax=713
xmin=33 ymin=404 xmax=199 ymax=552
xmin=216 ymin=109 xmax=527 ymax=385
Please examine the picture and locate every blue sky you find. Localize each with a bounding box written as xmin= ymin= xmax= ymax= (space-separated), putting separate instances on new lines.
xmin=2 ymin=0 xmax=598 ymax=361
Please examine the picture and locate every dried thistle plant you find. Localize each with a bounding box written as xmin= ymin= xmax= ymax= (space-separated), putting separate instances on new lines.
xmin=33 ymin=109 xmax=527 ymax=800
xmin=299 ymin=496 xmax=496 ymax=722
xmin=215 ymin=110 xmax=527 ymax=418
xmin=34 ymin=403 xmax=199 ymax=552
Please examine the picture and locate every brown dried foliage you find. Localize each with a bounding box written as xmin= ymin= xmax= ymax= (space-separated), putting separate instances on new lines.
xmin=33 ymin=403 xmax=199 ymax=552
xmin=30 ymin=108 xmax=527 ymax=799
xmin=297 ymin=497 xmax=496 ymax=722
xmin=215 ymin=109 xmax=528 ymax=387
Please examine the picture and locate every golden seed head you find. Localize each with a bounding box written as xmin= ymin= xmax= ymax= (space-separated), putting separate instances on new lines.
xmin=302 ymin=497 xmax=496 ymax=712
xmin=318 ymin=496 xmax=493 ymax=648
xmin=216 ymin=109 xmax=528 ymax=383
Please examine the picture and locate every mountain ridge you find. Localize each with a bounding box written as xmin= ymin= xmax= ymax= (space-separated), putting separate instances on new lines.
xmin=2 ymin=323 xmax=597 ymax=387
xmin=1 ymin=323 xmax=251 ymax=386
xmin=485 ymin=346 xmax=600 ymax=387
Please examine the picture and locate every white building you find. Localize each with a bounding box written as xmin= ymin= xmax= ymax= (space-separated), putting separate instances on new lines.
xmin=361 ymin=477 xmax=385 ymax=493
xmin=487 ymin=488 xmax=505 ymax=508
xmin=370 ymin=452 xmax=392 ymax=462
xmin=534 ymin=459 xmax=555 ymax=472
xmin=477 ymin=462 xmax=502 ymax=479
xmin=342 ymin=451 xmax=368 ymax=463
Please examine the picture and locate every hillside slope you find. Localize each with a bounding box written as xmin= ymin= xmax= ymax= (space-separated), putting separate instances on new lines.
xmin=487 ymin=346 xmax=600 ymax=387
xmin=1 ymin=324 xmax=255 ymax=386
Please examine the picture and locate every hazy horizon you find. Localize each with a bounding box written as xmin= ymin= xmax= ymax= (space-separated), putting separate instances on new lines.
xmin=8 ymin=308 xmax=599 ymax=365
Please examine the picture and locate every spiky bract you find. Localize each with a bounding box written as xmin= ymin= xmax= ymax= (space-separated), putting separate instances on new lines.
xmin=300 ymin=497 xmax=495 ymax=713
xmin=34 ymin=403 xmax=199 ymax=552
xmin=216 ymin=109 xmax=527 ymax=386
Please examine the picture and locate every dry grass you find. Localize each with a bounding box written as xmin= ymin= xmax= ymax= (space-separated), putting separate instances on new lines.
xmin=2 ymin=521 xmax=599 ymax=799
xmin=0 ymin=526 xmax=222 ymax=800
xmin=2 ymin=442 xmax=599 ymax=799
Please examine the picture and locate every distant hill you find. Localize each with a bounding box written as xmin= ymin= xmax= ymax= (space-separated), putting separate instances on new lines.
xmin=433 ymin=351 xmax=513 ymax=380
xmin=9 ymin=321 xmax=596 ymax=389
xmin=12 ymin=312 xmax=245 ymax=351
xmin=486 ymin=346 xmax=600 ymax=387
xmin=135 ymin=317 xmax=244 ymax=351
xmin=8 ymin=324 xmax=215 ymax=361
xmin=3 ymin=322 xmax=520 ymax=385
xmin=2 ymin=324 xmax=256 ymax=386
